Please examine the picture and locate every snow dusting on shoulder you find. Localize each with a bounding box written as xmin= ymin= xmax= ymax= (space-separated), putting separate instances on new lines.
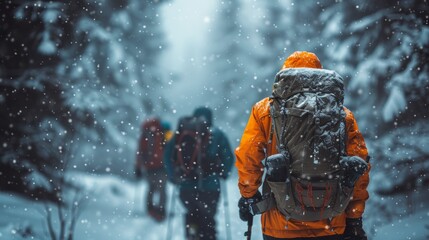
xmin=253 ymin=97 xmax=270 ymax=115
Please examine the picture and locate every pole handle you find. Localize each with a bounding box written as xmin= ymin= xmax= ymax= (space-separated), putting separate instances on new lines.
xmin=244 ymin=216 xmax=253 ymax=240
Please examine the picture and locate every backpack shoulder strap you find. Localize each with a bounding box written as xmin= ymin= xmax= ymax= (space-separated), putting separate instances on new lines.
xmin=269 ymin=97 xmax=289 ymax=153
xmin=256 ymin=112 xmax=278 ymax=215
xmin=252 ymin=98 xmax=290 ymax=215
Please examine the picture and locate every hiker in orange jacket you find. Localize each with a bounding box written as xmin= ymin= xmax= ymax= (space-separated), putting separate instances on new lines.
xmin=235 ymin=51 xmax=370 ymax=239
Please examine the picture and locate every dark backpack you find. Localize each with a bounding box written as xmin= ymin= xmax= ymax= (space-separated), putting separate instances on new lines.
xmin=263 ymin=68 xmax=367 ymax=221
xmin=172 ymin=116 xmax=213 ymax=183
xmin=137 ymin=118 xmax=164 ymax=170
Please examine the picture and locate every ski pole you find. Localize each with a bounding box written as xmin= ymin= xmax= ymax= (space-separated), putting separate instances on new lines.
xmin=221 ymin=180 xmax=232 ymax=240
xmin=166 ymin=185 xmax=177 ymax=240
xmin=244 ymin=216 xmax=253 ymax=240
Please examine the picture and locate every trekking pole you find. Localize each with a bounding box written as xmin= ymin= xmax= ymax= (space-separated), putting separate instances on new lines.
xmin=133 ymin=179 xmax=140 ymax=215
xmin=166 ymin=185 xmax=177 ymax=240
xmin=221 ymin=180 xmax=232 ymax=240
xmin=244 ymin=216 xmax=253 ymax=240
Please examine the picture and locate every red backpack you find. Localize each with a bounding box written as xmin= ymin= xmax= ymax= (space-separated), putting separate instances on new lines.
xmin=136 ymin=118 xmax=165 ymax=170
xmin=172 ymin=116 xmax=213 ymax=183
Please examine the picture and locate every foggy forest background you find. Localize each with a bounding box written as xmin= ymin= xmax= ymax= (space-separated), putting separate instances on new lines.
xmin=1 ymin=0 xmax=428 ymax=239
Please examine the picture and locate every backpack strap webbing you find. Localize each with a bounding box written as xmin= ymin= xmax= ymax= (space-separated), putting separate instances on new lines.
xmin=250 ymin=192 xmax=276 ymax=215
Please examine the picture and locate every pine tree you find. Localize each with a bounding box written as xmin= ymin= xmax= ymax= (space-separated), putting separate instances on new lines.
xmin=255 ymin=1 xmax=289 ymax=100
xmin=206 ymin=0 xmax=252 ymax=137
xmin=0 ymin=0 xmax=169 ymax=198
xmin=316 ymin=0 xmax=429 ymax=234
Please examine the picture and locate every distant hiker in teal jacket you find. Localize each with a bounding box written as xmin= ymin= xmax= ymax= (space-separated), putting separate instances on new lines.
xmin=164 ymin=106 xmax=234 ymax=240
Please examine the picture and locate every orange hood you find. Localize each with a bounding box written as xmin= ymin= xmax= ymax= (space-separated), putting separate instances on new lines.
xmin=281 ymin=51 xmax=322 ymax=69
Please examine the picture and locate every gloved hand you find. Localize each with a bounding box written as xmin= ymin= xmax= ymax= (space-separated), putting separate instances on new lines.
xmin=238 ymin=191 xmax=262 ymax=222
xmin=340 ymin=156 xmax=368 ymax=188
xmin=135 ymin=166 xmax=143 ymax=179
xmin=343 ymin=217 xmax=367 ymax=240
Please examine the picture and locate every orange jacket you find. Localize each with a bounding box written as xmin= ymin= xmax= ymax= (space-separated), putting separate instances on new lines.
xmin=235 ymin=97 xmax=370 ymax=238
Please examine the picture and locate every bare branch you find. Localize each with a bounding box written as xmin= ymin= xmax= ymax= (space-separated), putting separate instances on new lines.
xmin=44 ymin=203 xmax=57 ymax=240
xmin=67 ymin=191 xmax=82 ymax=240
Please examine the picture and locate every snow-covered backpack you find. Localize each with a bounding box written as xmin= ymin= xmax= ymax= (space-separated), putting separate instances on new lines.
xmin=136 ymin=118 xmax=165 ymax=170
xmin=260 ymin=68 xmax=367 ymax=221
xmin=172 ymin=116 xmax=213 ymax=183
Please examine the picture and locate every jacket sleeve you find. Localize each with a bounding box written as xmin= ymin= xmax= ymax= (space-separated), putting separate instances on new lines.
xmin=344 ymin=108 xmax=370 ymax=219
xmin=235 ymin=105 xmax=267 ymax=198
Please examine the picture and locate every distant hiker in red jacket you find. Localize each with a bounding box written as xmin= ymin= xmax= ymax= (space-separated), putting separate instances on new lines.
xmin=135 ymin=117 xmax=172 ymax=222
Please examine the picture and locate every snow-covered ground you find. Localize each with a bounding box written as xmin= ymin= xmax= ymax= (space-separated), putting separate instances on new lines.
xmin=0 ymin=172 xmax=261 ymax=240
xmin=1 ymin=171 xmax=427 ymax=240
